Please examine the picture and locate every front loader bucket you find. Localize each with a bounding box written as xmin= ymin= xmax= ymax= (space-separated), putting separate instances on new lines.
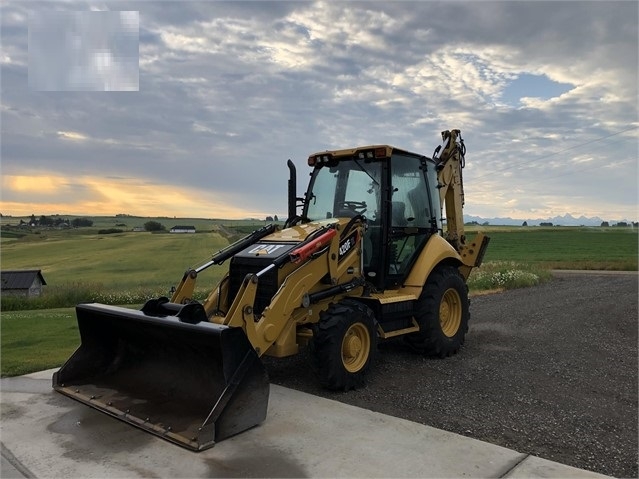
xmin=53 ymin=303 xmax=269 ymax=451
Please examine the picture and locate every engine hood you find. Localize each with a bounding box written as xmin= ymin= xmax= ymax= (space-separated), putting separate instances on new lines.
xmin=265 ymin=218 xmax=342 ymax=242
xmin=234 ymin=218 xmax=347 ymax=260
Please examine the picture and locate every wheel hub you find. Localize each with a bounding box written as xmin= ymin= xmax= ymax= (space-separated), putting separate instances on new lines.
xmin=341 ymin=323 xmax=370 ymax=373
xmin=344 ymin=334 xmax=362 ymax=358
xmin=440 ymin=288 xmax=462 ymax=337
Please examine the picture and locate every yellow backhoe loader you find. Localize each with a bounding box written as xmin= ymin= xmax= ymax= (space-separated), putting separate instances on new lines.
xmin=54 ymin=129 xmax=489 ymax=451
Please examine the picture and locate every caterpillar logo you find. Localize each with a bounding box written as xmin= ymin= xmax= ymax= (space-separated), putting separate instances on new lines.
xmin=237 ymin=242 xmax=297 ymax=259
xmin=338 ymin=231 xmax=358 ymax=261
xmin=247 ymin=244 xmax=287 ymax=256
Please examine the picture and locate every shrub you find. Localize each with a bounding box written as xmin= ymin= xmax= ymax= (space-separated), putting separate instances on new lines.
xmin=144 ymin=221 xmax=165 ymax=232
xmin=467 ymin=261 xmax=552 ymax=291
xmin=1 ymin=282 xmax=102 ymax=311
xmin=0 ymin=283 xmax=211 ymax=311
xmin=98 ymin=228 xmax=123 ymax=234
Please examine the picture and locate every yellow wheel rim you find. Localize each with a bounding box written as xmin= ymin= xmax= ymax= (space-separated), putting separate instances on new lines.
xmin=440 ymin=288 xmax=462 ymax=337
xmin=341 ymin=323 xmax=371 ymax=373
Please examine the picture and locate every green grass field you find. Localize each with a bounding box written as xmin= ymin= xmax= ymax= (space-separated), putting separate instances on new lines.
xmin=1 ymin=220 xmax=637 ymax=377
xmin=1 ymin=308 xmax=79 ymax=377
xmin=477 ymin=226 xmax=638 ymax=270
xmin=0 ymin=214 xmax=267 ymax=231
xmin=1 ymin=230 xmax=232 ymax=290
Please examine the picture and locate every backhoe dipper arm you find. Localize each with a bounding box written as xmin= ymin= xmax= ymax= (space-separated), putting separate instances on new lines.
xmin=434 ymin=129 xmax=466 ymax=250
xmin=434 ymin=129 xmax=490 ymax=276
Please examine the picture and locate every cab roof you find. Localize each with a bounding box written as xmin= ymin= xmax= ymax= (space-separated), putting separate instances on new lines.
xmin=307 ymin=145 xmax=426 ymax=163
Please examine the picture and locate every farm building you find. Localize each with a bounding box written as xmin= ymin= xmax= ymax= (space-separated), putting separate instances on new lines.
xmin=1 ymin=270 xmax=47 ymax=297
xmin=170 ymin=225 xmax=196 ymax=234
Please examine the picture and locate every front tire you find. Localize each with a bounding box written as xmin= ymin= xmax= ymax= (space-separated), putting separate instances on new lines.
xmin=406 ymin=265 xmax=469 ymax=358
xmin=310 ymin=299 xmax=377 ymax=391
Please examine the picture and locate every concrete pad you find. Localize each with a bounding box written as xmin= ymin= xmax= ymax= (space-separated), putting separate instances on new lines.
xmin=504 ymin=456 xmax=611 ymax=478
xmin=1 ymin=369 xmax=612 ymax=478
xmin=1 ymin=446 xmax=33 ymax=479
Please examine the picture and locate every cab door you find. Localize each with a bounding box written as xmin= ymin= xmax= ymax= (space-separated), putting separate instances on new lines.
xmin=386 ymin=154 xmax=438 ymax=287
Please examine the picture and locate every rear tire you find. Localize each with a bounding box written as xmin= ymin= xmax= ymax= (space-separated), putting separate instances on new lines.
xmin=405 ymin=265 xmax=469 ymax=357
xmin=310 ymin=299 xmax=377 ymax=391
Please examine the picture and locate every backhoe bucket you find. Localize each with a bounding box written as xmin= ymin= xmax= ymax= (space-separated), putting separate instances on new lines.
xmin=52 ymin=303 xmax=269 ymax=451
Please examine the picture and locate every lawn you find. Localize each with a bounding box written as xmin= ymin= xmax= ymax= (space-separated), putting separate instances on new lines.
xmin=1 ymin=308 xmax=79 ymax=377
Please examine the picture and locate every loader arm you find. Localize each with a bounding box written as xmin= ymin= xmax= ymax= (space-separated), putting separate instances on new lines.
xmin=170 ymin=223 xmax=279 ymax=304
xmin=217 ymin=222 xmax=365 ymax=357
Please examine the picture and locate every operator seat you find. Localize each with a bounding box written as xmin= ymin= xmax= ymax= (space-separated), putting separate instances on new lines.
xmin=407 ymin=187 xmax=429 ymax=227
xmin=391 ymin=201 xmax=408 ymax=227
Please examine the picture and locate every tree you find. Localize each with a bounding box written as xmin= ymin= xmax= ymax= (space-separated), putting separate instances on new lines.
xmin=600 ymin=221 xmax=610 ymax=227
xmin=274 ymin=214 xmax=279 ymax=222
xmin=522 ymin=221 xmax=528 ymax=227
xmin=144 ymin=220 xmax=165 ymax=232
xmin=540 ymin=222 xmax=553 ymax=227
xmin=265 ymin=216 xmax=274 ymax=222
xmin=71 ymin=218 xmax=93 ymax=227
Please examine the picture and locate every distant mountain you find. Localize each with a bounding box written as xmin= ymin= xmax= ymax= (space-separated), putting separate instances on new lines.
xmin=463 ymin=213 xmax=632 ymax=226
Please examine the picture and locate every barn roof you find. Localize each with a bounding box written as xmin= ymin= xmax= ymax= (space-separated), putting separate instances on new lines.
xmin=1 ymin=270 xmax=47 ymax=289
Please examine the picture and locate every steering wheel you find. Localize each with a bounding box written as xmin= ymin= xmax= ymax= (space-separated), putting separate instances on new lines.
xmin=340 ymin=201 xmax=367 ymax=214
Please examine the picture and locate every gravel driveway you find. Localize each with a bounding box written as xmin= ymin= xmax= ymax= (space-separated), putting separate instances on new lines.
xmin=263 ymin=272 xmax=638 ymax=478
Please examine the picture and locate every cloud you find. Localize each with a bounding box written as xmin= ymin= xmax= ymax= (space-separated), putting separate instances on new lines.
xmin=1 ymin=1 xmax=637 ymax=221
xmin=57 ymin=131 xmax=88 ymax=141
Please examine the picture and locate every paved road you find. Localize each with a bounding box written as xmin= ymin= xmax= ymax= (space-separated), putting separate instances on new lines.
xmin=264 ymin=272 xmax=638 ymax=478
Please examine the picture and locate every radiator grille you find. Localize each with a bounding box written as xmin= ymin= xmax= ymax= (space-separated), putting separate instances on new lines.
xmin=229 ymin=261 xmax=279 ymax=316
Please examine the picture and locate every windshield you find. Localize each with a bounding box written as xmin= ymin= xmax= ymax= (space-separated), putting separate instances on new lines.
xmin=305 ymin=160 xmax=382 ymax=221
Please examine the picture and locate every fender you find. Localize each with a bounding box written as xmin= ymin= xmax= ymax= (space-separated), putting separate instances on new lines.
xmin=399 ymin=234 xmax=462 ymax=296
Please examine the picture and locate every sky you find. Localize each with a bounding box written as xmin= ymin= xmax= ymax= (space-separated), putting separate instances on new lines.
xmin=1 ymin=1 xmax=638 ymax=222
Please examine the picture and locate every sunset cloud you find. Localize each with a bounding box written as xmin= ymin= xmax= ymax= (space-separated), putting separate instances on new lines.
xmin=1 ymin=174 xmax=271 ymax=218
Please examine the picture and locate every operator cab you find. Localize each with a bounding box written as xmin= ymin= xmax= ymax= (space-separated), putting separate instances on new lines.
xmin=301 ymin=146 xmax=442 ymax=290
